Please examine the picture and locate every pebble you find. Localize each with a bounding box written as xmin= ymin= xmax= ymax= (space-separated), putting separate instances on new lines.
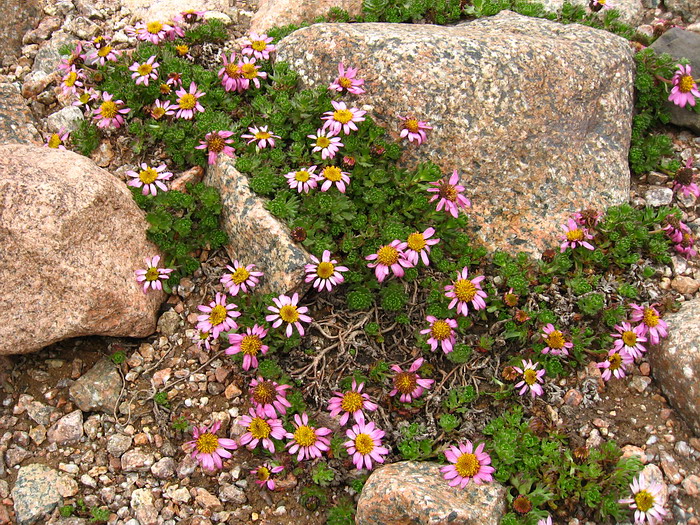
xmin=660 ymin=452 xmax=683 ymax=484
xmin=47 ymin=409 xmax=83 ymax=444
xmin=671 ymin=276 xmax=700 ymax=294
xmin=629 ymin=376 xmax=652 ymax=393
xmin=107 ymin=433 xmax=132 ymax=457
xmin=166 ymin=485 xmax=191 ymax=503
xmin=644 ymin=187 xmax=673 ymax=207
xmin=151 ymin=457 xmax=176 ymax=479
xmin=57 ymin=475 xmax=79 ymax=497
xmin=131 ymin=488 xmax=158 ymax=525
xmin=219 ymin=484 xmax=247 ymax=505
xmin=621 ymin=445 xmax=647 ymax=464
xmin=120 ymin=448 xmax=155 ymax=472
xmin=195 ymin=487 xmax=223 ymax=511
xmin=225 ymin=383 xmax=242 ymax=400
xmin=682 ymin=474 xmax=700 ymax=496
xmin=639 ymin=362 xmax=651 ymax=376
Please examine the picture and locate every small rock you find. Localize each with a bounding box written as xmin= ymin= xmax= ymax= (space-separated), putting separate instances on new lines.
xmin=157 ymin=310 xmax=181 ymax=337
xmin=674 ymin=440 xmax=691 ymax=458
xmin=12 ymin=464 xmax=62 ymax=525
xmin=106 ymin=434 xmax=132 ymax=457
xmin=56 ymin=475 xmax=79 ymax=497
xmin=639 ymin=362 xmax=651 ymax=376
xmin=642 ymin=464 xmax=668 ymax=504
xmin=46 ymin=106 xmax=84 ymax=133
xmin=629 ymin=376 xmax=652 ymax=393
xmin=150 ymin=457 xmax=176 ymax=479
xmin=671 ymin=276 xmax=700 ymax=294
xmin=21 ymin=70 xmax=57 ymax=98
xmin=121 ymin=448 xmax=154 ymax=472
xmin=69 ymin=359 xmax=123 ymax=413
xmin=647 ymin=172 xmax=668 ymax=184
xmin=659 ymin=452 xmax=683 ymax=484
xmin=682 ymin=474 xmax=700 ymax=496
xmin=563 ymin=389 xmax=583 ymax=407
xmin=165 ymin=485 xmax=191 ymax=503
xmin=644 ymin=187 xmax=674 ymax=207
xmin=219 ymin=484 xmax=246 ymax=505
xmin=151 ymin=368 xmax=172 ymax=387
xmin=131 ymin=488 xmax=158 ymax=525
xmin=195 ymin=488 xmax=223 ymax=511
xmin=586 ymin=429 xmax=603 ymax=449
xmin=177 ymin=454 xmax=198 ymax=478
xmin=621 ymin=445 xmax=646 ymax=464
xmin=25 ymin=401 xmax=55 ymax=426
xmin=47 ymin=410 xmax=83 ymax=445
xmin=224 ymin=383 xmax=242 ymax=400
xmin=5 ymin=446 xmax=30 ymax=467
xmin=90 ymin=140 xmax=114 ymax=168
xmin=170 ymin=166 xmax=204 ymax=192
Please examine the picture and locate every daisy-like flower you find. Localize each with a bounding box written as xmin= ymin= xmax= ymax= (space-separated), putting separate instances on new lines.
xmin=93 ymin=92 xmax=130 ymax=129
xmin=175 ymin=44 xmax=192 ymax=60
xmin=560 ymin=218 xmax=595 ymax=252
xmin=249 ymin=377 xmax=291 ymax=418
xmin=135 ymin=20 xmax=172 ymax=45
xmin=180 ymin=9 xmax=206 ymax=23
xmin=328 ymin=63 xmax=365 ymax=95
xmin=148 ymin=99 xmax=175 ymax=120
xmin=597 ymin=348 xmax=634 ymax=381
xmin=327 ymin=380 xmax=378 ymax=426
xmin=589 ymin=0 xmax=613 ymax=11
xmin=134 ymin=255 xmax=173 ymax=293
xmin=175 ymin=82 xmax=205 ymax=120
xmin=238 ymin=406 xmax=285 ymax=453
xmin=129 ymin=55 xmax=159 ymax=86
xmin=196 ymin=292 xmax=240 ymax=339
xmin=573 ymin=208 xmax=602 ymax=229
xmin=166 ymin=72 xmax=183 ymax=87
xmin=427 ymin=170 xmax=471 ymax=218
xmin=629 ymin=304 xmax=668 ymax=345
xmin=318 ymin=165 xmax=351 ymax=193
xmin=673 ymin=158 xmax=699 ymax=198
xmin=196 ymin=130 xmax=236 ymax=165
xmin=58 ymin=42 xmax=84 ymax=72
xmin=265 ymin=293 xmax=312 ymax=338
xmin=513 ymin=359 xmax=546 ymax=397
xmin=45 ymin=129 xmax=69 ymax=150
xmin=674 ymin=232 xmax=698 ymax=258
xmin=285 ymin=166 xmax=319 ymax=193
xmin=218 ymin=52 xmax=242 ymax=92
xmin=309 ymin=128 xmax=344 ymax=160
xmin=365 ymin=240 xmax=413 ymax=282
xmin=322 ymin=101 xmax=366 ymax=135
xmin=538 ymin=517 xmax=553 ymax=525
xmin=619 ymin=473 xmax=667 ymax=524
xmin=541 ymin=324 xmax=573 ymax=356
xmin=242 ymin=33 xmax=276 ymax=60
xmin=285 ymin=413 xmax=332 ymax=461
xmin=85 ymin=40 xmax=119 ymax=66
xmin=444 ymin=267 xmax=487 ymax=316
xmin=344 ymin=418 xmax=389 ymax=470
xmin=662 ymin=216 xmax=691 ymax=243
xmin=242 ymin=125 xmax=280 ymax=149
xmin=440 ymin=441 xmax=495 ymax=488
xmin=191 ymin=329 xmax=214 ymax=351
xmin=503 ymin=288 xmax=519 ymax=307
xmin=305 ymin=250 xmax=348 ymax=292
xmin=398 ymin=115 xmax=432 ymax=145
xmin=389 ymin=357 xmax=434 ymax=403
xmin=226 ymin=324 xmax=269 ymax=371
xmin=185 ymin=421 xmax=238 ymax=472
xmin=60 ymin=66 xmax=84 ymax=95
xmin=251 ymin=463 xmax=284 ymax=490
xmin=420 ymin=316 xmax=457 ymax=354
xmin=166 ymin=22 xmax=186 ymax=41
xmin=238 ymin=57 xmax=267 ymax=90
xmin=611 ymin=322 xmax=648 ymax=360
xmin=668 ymin=64 xmax=700 ymax=109
xmin=126 ymin=163 xmax=173 ymax=196
xmin=72 ymin=87 xmax=99 ymax=109
xmin=220 ymin=260 xmax=263 ymax=296
xmin=404 ymin=227 xmax=440 ymax=266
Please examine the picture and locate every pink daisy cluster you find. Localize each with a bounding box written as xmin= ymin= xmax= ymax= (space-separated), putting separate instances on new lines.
xmin=218 ymin=52 xmax=268 ymax=93
xmin=184 ymin=421 xmax=237 ymax=472
xmin=444 ymin=267 xmax=487 ymax=316
xmin=513 ymin=359 xmax=546 ymax=398
xmin=305 ymin=250 xmax=349 ymax=292
xmin=44 ymin=129 xmax=70 ymax=150
xmin=364 ymin=227 xmax=441 ymax=283
xmin=126 ymin=162 xmax=173 ymax=196
xmin=196 ymin=130 xmax=235 ymax=165
xmin=663 ymin=217 xmax=697 ymax=258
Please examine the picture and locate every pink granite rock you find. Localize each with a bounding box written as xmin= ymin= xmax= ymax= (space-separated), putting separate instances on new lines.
xmin=250 ymin=0 xmax=363 ymax=34
xmin=0 ymin=144 xmax=165 ymax=354
xmin=0 ymin=0 xmax=42 ymax=65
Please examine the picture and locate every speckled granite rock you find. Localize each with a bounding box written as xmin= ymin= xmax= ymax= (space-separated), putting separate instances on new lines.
xmin=250 ymin=0 xmax=363 ymax=34
xmin=0 ymin=84 xmax=42 ymax=145
xmin=648 ymin=298 xmax=700 ymax=436
xmin=664 ymin=0 xmax=700 ymax=23
xmin=0 ymin=144 xmax=164 ymax=354
xmin=0 ymin=0 xmax=42 ymax=65
xmin=120 ymin=0 xmax=235 ymax=22
xmin=356 ymin=461 xmax=506 ymax=524
xmin=276 ymin=13 xmax=633 ymax=257
xmin=205 ymin=158 xmax=312 ymax=295
xmin=12 ymin=463 xmax=62 ymax=525
xmin=69 ymin=359 xmax=123 ymax=413
xmin=650 ymin=28 xmax=700 ymax=133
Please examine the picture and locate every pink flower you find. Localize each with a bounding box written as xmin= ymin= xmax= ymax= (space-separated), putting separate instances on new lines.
xmin=175 ymin=82 xmax=205 ymax=120
xmin=322 ymin=101 xmax=366 ymax=135
xmin=150 ymin=99 xmax=176 ymax=120
xmin=309 ymin=128 xmax=343 ymax=159
xmin=129 ymin=55 xmax=159 ymax=86
xmin=242 ymin=125 xmax=280 ymax=149
xmin=365 ymin=240 xmax=413 ymax=282
xmin=58 ymin=43 xmax=84 ymax=72
xmin=427 ymin=170 xmax=471 ymax=218
xmin=238 ymin=57 xmax=267 ymax=90
xmin=560 ymin=218 xmax=595 ymax=252
xmin=241 ymin=33 xmax=276 ymax=60
xmin=60 ymin=66 xmax=84 ymax=95
xmin=166 ymin=22 xmax=185 ymax=41
xmin=134 ymin=255 xmax=173 ymax=293
xmin=662 ymin=218 xmax=691 ymax=243
xmin=344 ymin=418 xmax=389 ymax=470
xmin=192 ymin=329 xmax=214 ymax=351
xmin=513 ymin=359 xmax=546 ymax=397
xmin=572 ymin=209 xmax=602 ymax=229
xmin=404 ymin=227 xmax=440 ymax=266
xmin=85 ymin=42 xmax=119 ymax=65
xmin=135 ymin=20 xmax=172 ymax=44
xmin=327 ymin=380 xmax=377 ymax=426
xmin=444 ymin=267 xmax=487 ymax=316
xmin=93 ymin=92 xmax=130 ymax=129
xmin=538 ymin=517 xmax=553 ymax=525
xmin=166 ymin=72 xmax=183 ymax=87
xmin=226 ymin=324 xmax=269 ymax=371
xmin=251 ymin=463 xmax=284 ymax=490
xmin=629 ymin=304 xmax=668 ymax=345
xmin=673 ymin=157 xmax=699 ymax=198
xmin=590 ymin=0 xmax=613 ymax=10
xmin=218 ymin=52 xmax=242 ymax=92
xmin=389 ymin=358 xmax=434 ymax=403
xmin=328 ymin=63 xmax=365 ymax=95
xmin=196 ymin=292 xmax=240 ymax=339
xmin=440 ymin=441 xmax=495 ymax=488
xmin=126 ymin=163 xmax=173 ymax=196
xmin=265 ymin=293 xmax=312 ymax=338
xmin=285 ymin=166 xmax=319 ymax=193
xmin=72 ymin=88 xmax=99 ymax=109
xmin=249 ymin=377 xmax=291 ymax=418
xmin=238 ymin=406 xmax=285 ymax=453
xmin=399 ymin=115 xmax=432 ymax=145
xmin=618 ymin=473 xmax=667 ymax=525
xmin=179 ymin=10 xmax=206 ymax=23
xmin=318 ymin=165 xmax=350 ymax=193
xmin=674 ymin=231 xmax=697 ymax=258
xmin=305 ymin=250 xmax=348 ymax=292
xmin=668 ymin=64 xmax=700 ymax=109
xmin=597 ymin=348 xmax=634 ymax=381
xmin=611 ymin=322 xmax=648 ymax=360
xmin=285 ymin=412 xmax=332 ymax=461
xmin=420 ymin=316 xmax=457 ymax=354
xmin=45 ymin=129 xmax=70 ymax=150
xmin=196 ymin=130 xmax=236 ymax=165
xmin=184 ymin=421 xmax=238 ymax=472
xmin=220 ymin=260 xmax=263 ymax=296
xmin=541 ymin=323 xmax=573 ymax=356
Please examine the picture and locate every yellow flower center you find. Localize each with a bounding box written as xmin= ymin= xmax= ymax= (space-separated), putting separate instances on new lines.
xmin=205 ymin=134 xmax=225 ymax=152
xmin=255 ymin=131 xmax=271 ymax=140
xmin=279 ymin=304 xmax=299 ymax=324
xmin=407 ymin=232 xmax=426 ymax=252
xmin=430 ymin=320 xmax=452 ymax=341
xmin=679 ymin=75 xmax=695 ymax=94
xmin=635 ymin=490 xmax=654 ymax=513
xmin=394 ymin=372 xmax=417 ymax=394
xmin=48 ymin=134 xmax=61 ymax=148
xmin=137 ymin=63 xmax=153 ymax=76
xmin=339 ymin=77 xmax=352 ymax=88
xmin=145 ymin=267 xmax=159 ymax=281
xmin=147 ymin=21 xmax=163 ymax=34
xmin=315 ymin=136 xmax=331 ymax=148
xmin=79 ymin=92 xmax=91 ymax=104
xmin=252 ymin=381 xmax=275 ymax=404
xmin=241 ymin=63 xmax=258 ymax=79
xmin=566 ymin=228 xmax=584 ymax=242
xmin=316 ymin=261 xmax=335 ymax=279
xmin=249 ymin=417 xmax=272 ymax=439
xmin=546 ymin=330 xmax=565 ymax=349
xmin=453 ymin=279 xmax=477 ymax=302
xmin=438 ymin=182 xmax=457 ymax=201
xmin=523 ymin=369 xmax=537 ymax=386
xmin=240 ymin=334 xmax=262 ymax=356
xmin=209 ymin=304 xmax=228 ymax=326
xmin=225 ymin=63 xmax=241 ymax=78
xmin=354 ymin=433 xmax=374 ymax=455
xmin=198 ymin=330 xmax=210 ymax=340
xmin=251 ymin=40 xmax=267 ymax=52
xmin=151 ymin=107 xmax=166 ymax=119
xmin=176 ymin=45 xmax=189 ymax=56
xmin=99 ymin=100 xmax=118 ymax=119
xmin=295 ymin=170 xmax=311 ymax=182
xmin=139 ymin=168 xmax=158 ymax=184
xmin=97 ymin=45 xmax=112 ymax=58
xmin=643 ymin=308 xmax=659 ymax=328
xmin=65 ymin=71 xmax=77 ymax=87
xmin=622 ymin=330 xmax=637 ymax=347
xmin=256 ymin=466 xmax=271 ymax=481
xmin=608 ymin=352 xmax=622 ymax=371
xmin=376 ymin=245 xmax=399 ymax=266
xmin=455 ymin=452 xmax=480 ymax=478
xmin=160 ymin=84 xmax=171 ymax=95
xmin=293 ymin=425 xmax=317 ymax=447
xmin=404 ymin=118 xmax=420 ymax=133
xmin=178 ymin=94 xmax=196 ymax=110
xmin=231 ymin=266 xmax=250 ymax=284
xmin=195 ymin=432 xmax=219 ymax=454
xmin=322 ymin=166 xmax=342 ymax=182
xmin=340 ymin=391 xmax=363 ymax=413
xmin=333 ymin=109 xmax=353 ymax=124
